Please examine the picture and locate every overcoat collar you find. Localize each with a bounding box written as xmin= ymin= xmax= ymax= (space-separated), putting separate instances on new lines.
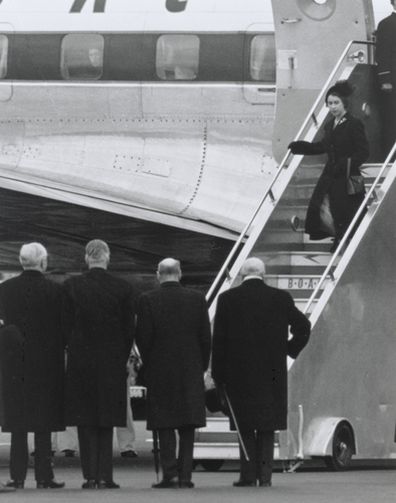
xmin=87 ymin=267 xmax=108 ymax=275
xmin=21 ymin=269 xmax=44 ymax=278
xmin=240 ymin=278 xmax=265 ymax=287
xmin=160 ymin=281 xmax=181 ymax=288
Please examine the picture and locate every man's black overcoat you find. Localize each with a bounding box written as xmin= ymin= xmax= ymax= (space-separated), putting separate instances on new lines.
xmin=212 ymin=279 xmax=310 ymax=431
xmin=290 ymin=113 xmax=369 ymax=240
xmin=0 ymin=270 xmax=65 ymax=432
xmin=63 ymin=268 xmax=135 ymax=427
xmin=376 ymin=11 xmax=396 ymax=87
xmin=376 ymin=11 xmax=396 ymax=154
xmin=135 ymin=282 xmax=211 ymax=430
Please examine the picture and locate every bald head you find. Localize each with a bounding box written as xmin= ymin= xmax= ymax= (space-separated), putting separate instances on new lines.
xmin=85 ymin=239 xmax=110 ymax=269
xmin=157 ymin=258 xmax=182 ymax=283
xmin=19 ymin=242 xmax=48 ymax=271
xmin=240 ymin=257 xmax=266 ymax=279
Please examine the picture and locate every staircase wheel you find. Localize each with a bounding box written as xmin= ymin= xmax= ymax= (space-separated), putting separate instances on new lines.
xmin=324 ymin=421 xmax=354 ymax=471
xmin=199 ymin=459 xmax=224 ymax=471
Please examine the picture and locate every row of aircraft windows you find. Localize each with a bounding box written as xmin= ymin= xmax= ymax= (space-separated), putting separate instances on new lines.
xmin=0 ymin=33 xmax=276 ymax=82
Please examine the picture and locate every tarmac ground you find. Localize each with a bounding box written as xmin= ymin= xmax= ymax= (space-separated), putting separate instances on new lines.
xmin=0 ymin=422 xmax=395 ymax=503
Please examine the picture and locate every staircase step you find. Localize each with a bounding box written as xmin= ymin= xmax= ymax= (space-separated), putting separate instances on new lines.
xmin=273 ymin=206 xmax=308 ymax=222
xmin=262 ymin=241 xmax=332 ymax=253
xmin=268 ymin=265 xmax=329 ymax=275
xmin=361 ymin=163 xmax=391 ymax=178
xmin=254 ymin=229 xmax=333 ymax=249
xmin=263 ymin=251 xmax=335 ymax=267
xmin=262 ymin=251 xmax=337 ymax=275
xmin=283 ymin=182 xmax=383 ymax=202
xmin=289 ymin=162 xmax=388 ymax=179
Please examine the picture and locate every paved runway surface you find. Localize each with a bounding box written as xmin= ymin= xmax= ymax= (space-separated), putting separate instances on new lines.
xmin=0 ymin=422 xmax=395 ymax=503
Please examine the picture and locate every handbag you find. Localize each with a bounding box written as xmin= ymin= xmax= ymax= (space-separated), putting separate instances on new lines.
xmin=205 ymin=386 xmax=229 ymax=415
xmin=346 ymin=158 xmax=365 ymax=195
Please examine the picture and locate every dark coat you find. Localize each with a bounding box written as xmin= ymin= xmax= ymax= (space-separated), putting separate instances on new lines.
xmin=212 ymin=279 xmax=310 ymax=431
xmin=63 ymin=268 xmax=135 ymax=427
xmin=135 ymin=281 xmax=211 ymax=430
xmin=376 ymin=12 xmax=396 ymax=154
xmin=290 ymin=113 xmax=369 ymax=240
xmin=0 ymin=270 xmax=65 ymax=432
xmin=376 ymin=12 xmax=396 ymax=87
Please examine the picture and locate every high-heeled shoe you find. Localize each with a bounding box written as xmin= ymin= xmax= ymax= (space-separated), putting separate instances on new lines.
xmin=290 ymin=215 xmax=300 ymax=232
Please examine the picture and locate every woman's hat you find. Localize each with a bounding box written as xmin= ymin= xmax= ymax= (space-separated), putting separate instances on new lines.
xmin=325 ymin=80 xmax=354 ymax=104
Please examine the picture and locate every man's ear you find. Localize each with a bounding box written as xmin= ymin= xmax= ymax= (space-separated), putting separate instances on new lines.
xmin=41 ymin=256 xmax=48 ymax=272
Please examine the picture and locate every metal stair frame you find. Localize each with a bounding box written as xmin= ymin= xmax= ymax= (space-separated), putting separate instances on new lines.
xmin=206 ymin=40 xmax=377 ymax=320
xmin=199 ymin=39 xmax=396 ymax=466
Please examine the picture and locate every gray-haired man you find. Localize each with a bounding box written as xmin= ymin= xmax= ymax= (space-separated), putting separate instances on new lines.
xmin=136 ymin=258 xmax=211 ymax=489
xmin=0 ymin=243 xmax=65 ymax=490
xmin=63 ymin=240 xmax=135 ymax=489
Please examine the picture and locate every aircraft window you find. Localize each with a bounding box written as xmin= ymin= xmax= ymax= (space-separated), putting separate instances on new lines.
xmin=250 ymin=35 xmax=276 ymax=82
xmin=0 ymin=35 xmax=8 ymax=78
xmin=156 ymin=35 xmax=199 ymax=80
xmin=61 ymin=34 xmax=104 ymax=80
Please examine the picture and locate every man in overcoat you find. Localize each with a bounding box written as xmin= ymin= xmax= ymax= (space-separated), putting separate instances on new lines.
xmin=0 ymin=243 xmax=65 ymax=489
xmin=212 ymin=257 xmax=310 ymax=487
xmin=0 ymin=367 xmax=14 ymax=492
xmin=376 ymin=0 xmax=396 ymax=156
xmin=63 ymin=239 xmax=135 ymax=489
xmin=136 ymin=258 xmax=211 ymax=489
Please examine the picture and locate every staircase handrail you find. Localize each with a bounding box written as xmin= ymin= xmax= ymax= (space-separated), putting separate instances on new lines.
xmin=206 ymin=39 xmax=374 ymax=305
xmin=304 ymin=141 xmax=396 ymax=315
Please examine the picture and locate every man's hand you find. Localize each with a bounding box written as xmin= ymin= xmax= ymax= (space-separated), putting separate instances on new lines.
xmin=126 ymin=359 xmax=134 ymax=374
xmin=381 ymin=83 xmax=393 ymax=93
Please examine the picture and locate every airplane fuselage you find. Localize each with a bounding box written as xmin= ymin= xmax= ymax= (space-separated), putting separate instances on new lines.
xmin=0 ymin=0 xmax=276 ymax=239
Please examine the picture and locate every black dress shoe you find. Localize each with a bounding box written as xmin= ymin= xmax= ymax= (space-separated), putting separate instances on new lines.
xmin=179 ymin=481 xmax=194 ymax=488
xmin=6 ymin=480 xmax=24 ymax=489
xmin=152 ymin=479 xmax=178 ymax=489
xmin=62 ymin=449 xmax=76 ymax=457
xmin=36 ymin=480 xmax=65 ymax=489
xmin=233 ymin=479 xmax=256 ymax=487
xmin=258 ymin=480 xmax=272 ymax=487
xmin=0 ymin=483 xmax=16 ymax=493
xmin=97 ymin=480 xmax=120 ymax=489
xmin=120 ymin=449 xmax=138 ymax=458
xmin=82 ymin=479 xmax=96 ymax=489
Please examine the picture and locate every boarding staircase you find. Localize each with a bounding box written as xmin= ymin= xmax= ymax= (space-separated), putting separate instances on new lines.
xmin=194 ymin=40 xmax=396 ymax=469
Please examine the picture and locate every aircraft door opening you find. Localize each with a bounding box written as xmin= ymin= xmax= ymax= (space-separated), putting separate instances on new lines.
xmin=0 ymin=23 xmax=13 ymax=102
xmin=270 ymin=0 xmax=375 ymax=161
xmin=243 ymin=24 xmax=276 ymax=105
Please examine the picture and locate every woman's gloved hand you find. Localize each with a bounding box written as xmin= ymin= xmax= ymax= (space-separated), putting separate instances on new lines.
xmin=288 ymin=141 xmax=305 ymax=154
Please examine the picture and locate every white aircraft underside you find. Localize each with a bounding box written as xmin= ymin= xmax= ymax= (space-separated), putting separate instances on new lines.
xmin=0 ymin=82 xmax=276 ymax=239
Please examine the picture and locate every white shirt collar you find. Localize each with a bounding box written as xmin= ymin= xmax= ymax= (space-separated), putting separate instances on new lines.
xmin=243 ymin=275 xmax=263 ymax=282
